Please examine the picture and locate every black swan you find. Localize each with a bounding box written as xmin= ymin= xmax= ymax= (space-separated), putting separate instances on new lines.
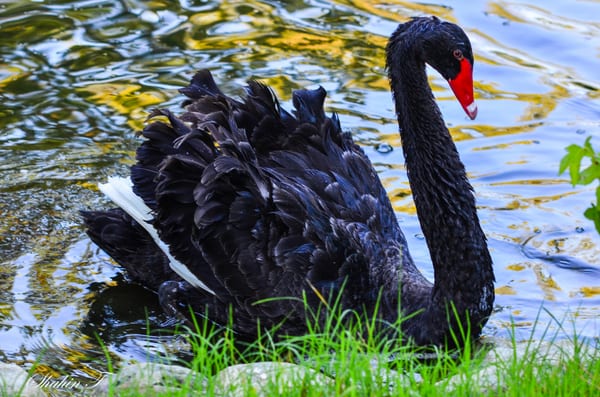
xmin=82 ymin=16 xmax=494 ymax=347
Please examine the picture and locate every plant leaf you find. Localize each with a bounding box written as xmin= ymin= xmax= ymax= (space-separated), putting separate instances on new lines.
xmin=559 ymin=144 xmax=586 ymax=185
xmin=579 ymin=166 xmax=599 ymax=186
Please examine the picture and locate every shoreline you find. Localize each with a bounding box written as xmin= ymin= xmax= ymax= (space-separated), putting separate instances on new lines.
xmin=1 ymin=337 xmax=594 ymax=396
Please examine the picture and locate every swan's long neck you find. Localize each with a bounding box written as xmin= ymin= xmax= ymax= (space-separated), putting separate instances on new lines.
xmin=386 ymin=32 xmax=494 ymax=340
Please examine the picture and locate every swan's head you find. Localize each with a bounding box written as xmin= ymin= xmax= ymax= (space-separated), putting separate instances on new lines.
xmin=420 ymin=17 xmax=478 ymax=120
xmin=387 ymin=16 xmax=478 ymax=120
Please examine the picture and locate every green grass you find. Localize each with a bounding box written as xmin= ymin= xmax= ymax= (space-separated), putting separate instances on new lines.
xmin=97 ymin=303 xmax=600 ymax=397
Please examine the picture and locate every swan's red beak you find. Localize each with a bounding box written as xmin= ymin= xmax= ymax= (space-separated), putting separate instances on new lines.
xmin=448 ymin=58 xmax=477 ymax=120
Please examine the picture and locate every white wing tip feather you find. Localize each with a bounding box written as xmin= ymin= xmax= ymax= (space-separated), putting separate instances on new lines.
xmin=99 ymin=176 xmax=216 ymax=296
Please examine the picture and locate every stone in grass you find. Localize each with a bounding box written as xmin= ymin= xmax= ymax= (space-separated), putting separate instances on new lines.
xmin=440 ymin=338 xmax=592 ymax=394
xmin=0 ymin=363 xmax=45 ymax=397
xmin=215 ymin=362 xmax=334 ymax=397
xmin=91 ymin=362 xmax=208 ymax=395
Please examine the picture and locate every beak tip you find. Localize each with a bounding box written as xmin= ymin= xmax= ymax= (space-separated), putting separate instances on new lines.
xmin=466 ymin=101 xmax=478 ymax=120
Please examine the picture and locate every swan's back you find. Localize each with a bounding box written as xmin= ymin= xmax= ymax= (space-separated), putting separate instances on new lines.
xmin=84 ymin=70 xmax=423 ymax=337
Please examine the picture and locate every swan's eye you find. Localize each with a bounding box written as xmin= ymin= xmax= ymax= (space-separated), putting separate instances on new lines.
xmin=453 ymin=49 xmax=464 ymax=60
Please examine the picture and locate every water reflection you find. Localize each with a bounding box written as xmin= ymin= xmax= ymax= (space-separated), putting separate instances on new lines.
xmin=0 ymin=0 xmax=598 ymax=378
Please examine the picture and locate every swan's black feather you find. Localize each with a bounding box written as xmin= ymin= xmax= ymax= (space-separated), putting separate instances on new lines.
xmin=179 ymin=69 xmax=224 ymax=101
xmin=116 ymin=69 xmax=411 ymax=332
xmin=80 ymin=209 xmax=178 ymax=290
xmin=292 ymin=86 xmax=327 ymax=124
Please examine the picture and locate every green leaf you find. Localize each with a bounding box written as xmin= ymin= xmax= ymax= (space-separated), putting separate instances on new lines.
xmin=583 ymin=205 xmax=600 ymax=235
xmin=559 ymin=144 xmax=581 ymax=170
xmin=561 ymin=137 xmax=600 ymax=236
xmin=579 ymin=166 xmax=599 ymax=186
xmin=559 ymin=144 xmax=586 ymax=185
xmin=558 ymin=154 xmax=570 ymax=175
xmin=582 ymin=136 xmax=594 ymax=154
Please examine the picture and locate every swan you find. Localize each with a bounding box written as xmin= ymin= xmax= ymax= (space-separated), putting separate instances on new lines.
xmin=82 ymin=16 xmax=494 ymax=347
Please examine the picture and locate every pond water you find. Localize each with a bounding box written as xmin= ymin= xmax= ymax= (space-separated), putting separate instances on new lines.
xmin=1 ymin=0 xmax=599 ymax=380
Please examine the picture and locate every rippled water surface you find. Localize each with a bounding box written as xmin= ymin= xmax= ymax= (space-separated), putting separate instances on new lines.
xmin=1 ymin=0 xmax=599 ymax=379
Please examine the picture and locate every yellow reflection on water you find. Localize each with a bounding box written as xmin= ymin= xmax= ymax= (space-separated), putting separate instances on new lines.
xmin=507 ymin=263 xmax=526 ymax=271
xmin=33 ymin=364 xmax=62 ymax=379
xmin=532 ymin=263 xmax=561 ymax=301
xmin=78 ymin=84 xmax=165 ymax=130
xmin=575 ymin=287 xmax=600 ymax=298
xmin=336 ymin=0 xmax=454 ymax=22
xmin=0 ymin=65 xmax=29 ymax=89
xmin=475 ymin=139 xmax=540 ymax=152
xmin=266 ymin=30 xmax=346 ymax=53
xmin=496 ymin=285 xmax=517 ymax=295
xmin=470 ymin=122 xmax=545 ymax=139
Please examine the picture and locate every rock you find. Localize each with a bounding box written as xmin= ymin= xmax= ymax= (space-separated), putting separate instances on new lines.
xmin=214 ymin=362 xmax=334 ymax=397
xmin=358 ymin=355 xmax=422 ymax=394
xmin=0 ymin=363 xmax=45 ymax=397
xmin=301 ymin=352 xmax=421 ymax=393
xmin=441 ymin=365 xmax=501 ymax=394
xmin=482 ymin=337 xmax=590 ymax=366
xmin=441 ymin=337 xmax=592 ymax=394
xmin=1 ymin=336 xmax=589 ymax=396
xmin=90 ymin=362 xmax=207 ymax=395
xmin=375 ymin=367 xmax=417 ymax=393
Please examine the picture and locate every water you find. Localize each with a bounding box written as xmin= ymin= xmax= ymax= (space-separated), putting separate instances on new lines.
xmin=1 ymin=0 xmax=599 ymax=377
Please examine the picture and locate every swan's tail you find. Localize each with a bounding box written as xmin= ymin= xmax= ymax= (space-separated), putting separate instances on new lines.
xmin=99 ymin=176 xmax=216 ymax=295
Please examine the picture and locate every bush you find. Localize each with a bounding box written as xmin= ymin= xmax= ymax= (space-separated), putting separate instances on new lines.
xmin=559 ymin=137 xmax=600 ymax=234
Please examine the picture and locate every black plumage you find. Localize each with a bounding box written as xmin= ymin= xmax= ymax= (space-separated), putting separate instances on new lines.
xmin=82 ymin=16 xmax=495 ymax=347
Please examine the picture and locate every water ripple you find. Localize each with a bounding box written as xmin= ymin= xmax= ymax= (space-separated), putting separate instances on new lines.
xmin=0 ymin=0 xmax=599 ymax=378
